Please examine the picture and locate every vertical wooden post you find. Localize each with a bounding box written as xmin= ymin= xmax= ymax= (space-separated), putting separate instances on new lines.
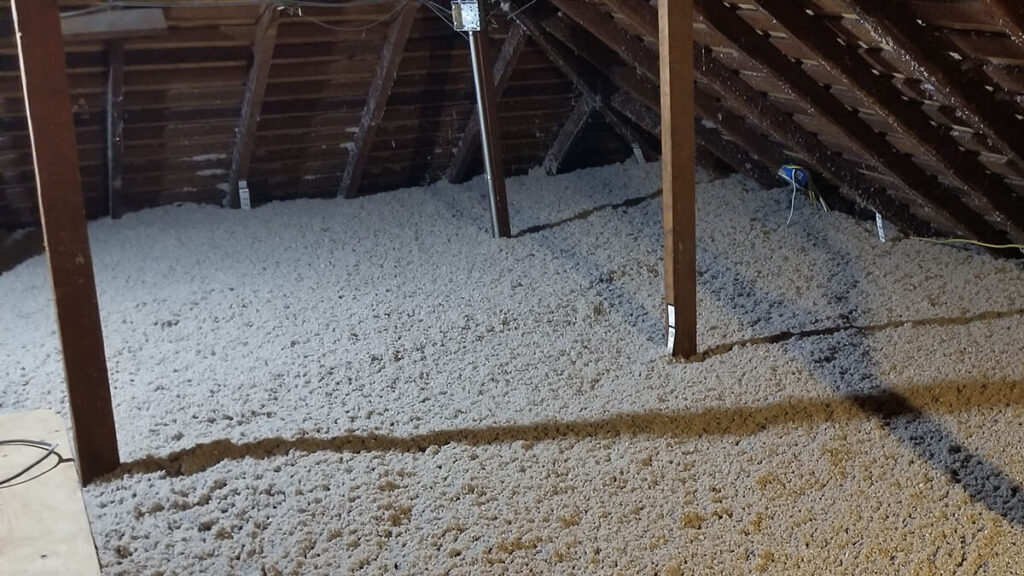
xmin=107 ymin=41 xmax=125 ymax=219
xmin=227 ymin=2 xmax=280 ymax=208
xmin=338 ymin=2 xmax=419 ymax=199
xmin=13 ymin=0 xmax=120 ymax=484
xmin=544 ymin=98 xmax=595 ymax=175
xmin=659 ymin=0 xmax=697 ymax=357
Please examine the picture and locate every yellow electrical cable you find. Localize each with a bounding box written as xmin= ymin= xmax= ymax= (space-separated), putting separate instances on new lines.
xmin=910 ymin=237 xmax=1024 ymax=250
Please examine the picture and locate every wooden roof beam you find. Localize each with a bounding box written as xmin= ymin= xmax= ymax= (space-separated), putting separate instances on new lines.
xmin=226 ymin=3 xmax=280 ymax=208
xmin=979 ymin=0 xmax=1024 ymax=54
xmin=554 ymin=0 xmax=890 ymax=213
xmin=551 ymin=0 xmax=798 ymax=187
xmin=602 ymin=0 xmax=935 ymax=235
xmin=694 ymin=90 xmax=786 ymax=172
xmin=696 ymin=53 xmax=933 ymax=236
xmin=446 ymin=23 xmax=527 ymax=184
xmin=695 ymin=123 xmax=779 ymax=190
xmin=338 ymin=2 xmax=418 ymax=199
xmin=539 ymin=8 xmax=661 ymax=109
xmin=604 ymin=0 xmax=659 ymax=39
xmin=549 ymin=0 xmax=658 ymax=83
xmin=566 ymin=0 xmax=776 ymax=188
xmin=512 ymin=7 xmax=654 ymax=163
xmin=543 ymin=97 xmax=597 ymax=175
xmin=750 ymin=0 xmax=1024 ymax=241
xmin=695 ymin=0 xmax=1008 ymax=244
xmin=608 ymin=89 xmax=782 ymax=190
xmin=845 ymin=1 xmax=1024 ymax=183
xmin=610 ymin=91 xmax=660 ymax=136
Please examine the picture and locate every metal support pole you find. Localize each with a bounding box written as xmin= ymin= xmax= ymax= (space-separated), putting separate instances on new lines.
xmin=468 ymin=28 xmax=512 ymax=238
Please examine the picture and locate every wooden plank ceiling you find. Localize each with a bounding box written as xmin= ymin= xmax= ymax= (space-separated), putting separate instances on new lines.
xmin=2 ymin=0 xmax=1023 ymax=247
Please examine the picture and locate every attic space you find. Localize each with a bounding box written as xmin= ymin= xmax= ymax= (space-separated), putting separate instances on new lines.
xmin=2 ymin=1 xmax=1024 ymax=574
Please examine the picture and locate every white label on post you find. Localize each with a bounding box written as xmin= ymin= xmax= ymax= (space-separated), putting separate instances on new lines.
xmin=632 ymin=144 xmax=645 ymax=164
xmin=667 ymin=327 xmax=676 ymax=354
xmin=239 ymin=180 xmax=252 ymax=211
xmin=667 ymin=304 xmax=676 ymax=328
xmin=875 ymin=211 xmax=886 ymax=243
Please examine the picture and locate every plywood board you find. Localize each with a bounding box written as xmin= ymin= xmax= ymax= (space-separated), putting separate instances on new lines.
xmin=0 ymin=410 xmax=102 ymax=576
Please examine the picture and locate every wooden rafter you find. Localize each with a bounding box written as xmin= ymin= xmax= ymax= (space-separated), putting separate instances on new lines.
xmin=979 ymin=0 xmax=1024 ymax=53
xmin=609 ymin=88 xmax=778 ymax=189
xmin=512 ymin=7 xmax=652 ymax=167
xmin=549 ymin=0 xmax=658 ymax=83
xmin=610 ymin=91 xmax=659 ymax=135
xmin=554 ymin=0 xmax=778 ymax=189
xmin=447 ymin=23 xmax=527 ymax=184
xmin=550 ymin=3 xmax=781 ymax=183
xmin=544 ymin=97 xmax=596 ymax=175
xmin=532 ymin=9 xmax=658 ymax=157
xmin=555 ymin=1 xmax=762 ymax=188
xmin=540 ymin=9 xmax=660 ymax=109
xmin=694 ymin=0 xmax=1008 ymax=244
xmin=604 ymin=0 xmax=658 ymax=39
xmin=13 ymin=0 xmax=120 ymax=484
xmin=599 ymin=0 xmax=939 ymax=236
xmin=694 ymin=90 xmax=784 ymax=172
xmin=227 ymin=3 xmax=280 ymax=208
xmin=845 ymin=0 xmax=1024 ymax=171
xmin=749 ymin=0 xmax=1024 ymax=240
xmin=696 ymin=55 xmax=932 ymax=236
xmin=107 ymin=41 xmax=125 ymax=219
xmin=338 ymin=2 xmax=418 ymax=199
xmin=695 ymin=123 xmax=778 ymax=190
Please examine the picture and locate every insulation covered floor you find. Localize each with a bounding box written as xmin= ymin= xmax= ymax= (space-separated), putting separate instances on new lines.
xmin=2 ymin=163 xmax=1023 ymax=574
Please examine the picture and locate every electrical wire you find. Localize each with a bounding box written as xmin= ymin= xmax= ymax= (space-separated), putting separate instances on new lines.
xmin=418 ymin=0 xmax=468 ymax=40
xmin=504 ymin=0 xmax=540 ymax=20
xmin=786 ymin=179 xmax=798 ymax=226
xmin=61 ymin=0 xmax=403 ymax=18
xmin=910 ymin=237 xmax=1024 ymax=251
xmin=63 ymin=0 xmax=472 ymax=39
xmin=293 ymin=0 xmax=408 ymax=32
xmin=0 ymin=439 xmax=60 ymax=487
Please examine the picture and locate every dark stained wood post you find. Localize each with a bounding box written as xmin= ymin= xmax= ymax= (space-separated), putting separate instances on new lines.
xmin=513 ymin=8 xmax=652 ymax=167
xmin=13 ymin=0 xmax=120 ymax=484
xmin=659 ymin=0 xmax=697 ymax=357
xmin=544 ymin=98 xmax=595 ymax=175
xmin=227 ymin=2 xmax=280 ymax=208
xmin=338 ymin=2 xmax=419 ymax=199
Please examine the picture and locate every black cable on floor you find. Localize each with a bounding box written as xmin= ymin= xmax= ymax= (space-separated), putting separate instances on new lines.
xmin=0 ymin=439 xmax=60 ymax=487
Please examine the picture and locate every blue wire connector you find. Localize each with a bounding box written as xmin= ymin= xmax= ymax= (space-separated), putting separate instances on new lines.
xmin=778 ymin=165 xmax=811 ymax=190
xmin=777 ymin=164 xmax=828 ymax=224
